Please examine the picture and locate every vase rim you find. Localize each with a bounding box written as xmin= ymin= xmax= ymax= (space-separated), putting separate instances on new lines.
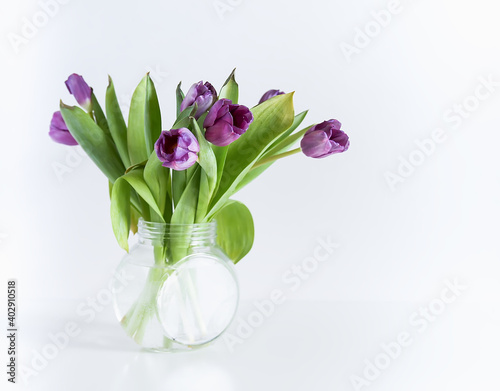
xmin=137 ymin=218 xmax=217 ymax=243
xmin=138 ymin=218 xmax=216 ymax=227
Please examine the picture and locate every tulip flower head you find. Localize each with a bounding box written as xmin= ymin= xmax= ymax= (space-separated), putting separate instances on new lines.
xmin=49 ymin=111 xmax=78 ymax=146
xmin=301 ymin=120 xmax=349 ymax=158
xmin=203 ymin=99 xmax=254 ymax=147
xmin=155 ymin=128 xmax=200 ymax=171
xmin=259 ymin=89 xmax=285 ymax=104
xmin=180 ymin=81 xmax=217 ymax=119
xmin=65 ymin=74 xmax=92 ymax=112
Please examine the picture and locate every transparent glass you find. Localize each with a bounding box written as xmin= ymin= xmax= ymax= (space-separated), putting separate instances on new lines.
xmin=111 ymin=219 xmax=239 ymax=352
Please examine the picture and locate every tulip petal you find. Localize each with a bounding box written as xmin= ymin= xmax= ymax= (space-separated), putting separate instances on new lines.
xmin=178 ymin=128 xmax=201 ymax=153
xmin=204 ymin=99 xmax=252 ymax=146
xmin=301 ymin=119 xmax=349 ymax=158
xmin=301 ymin=130 xmax=331 ymax=158
xmin=180 ymin=81 xmax=202 ymax=112
xmin=65 ymin=74 xmax=92 ymax=111
xmin=331 ymin=130 xmax=349 ymax=146
xmin=259 ymin=89 xmax=285 ymax=104
xmin=230 ymin=105 xmax=253 ymax=131
xmin=154 ymin=128 xmax=199 ymax=171
xmin=204 ymin=99 xmax=228 ymax=127
xmin=48 ymin=111 xmax=78 ymax=146
xmin=49 ymin=129 xmax=79 ymax=145
xmin=180 ymin=81 xmax=216 ymax=119
xmin=205 ymin=121 xmax=239 ymax=147
xmin=329 ymin=140 xmax=348 ymax=154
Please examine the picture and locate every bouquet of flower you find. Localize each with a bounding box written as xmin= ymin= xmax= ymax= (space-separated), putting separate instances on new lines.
xmin=49 ymin=70 xmax=350 ymax=348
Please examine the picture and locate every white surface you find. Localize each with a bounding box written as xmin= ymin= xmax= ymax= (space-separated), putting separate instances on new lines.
xmin=18 ymin=295 xmax=500 ymax=390
xmin=1 ymin=0 xmax=500 ymax=389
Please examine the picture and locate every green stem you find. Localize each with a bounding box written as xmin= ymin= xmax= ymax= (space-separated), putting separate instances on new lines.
xmin=121 ymin=265 xmax=171 ymax=345
xmin=120 ymin=237 xmax=209 ymax=349
xmin=172 ymin=170 xmax=186 ymax=207
xmin=167 ymin=234 xmax=209 ymax=341
xmin=253 ymin=148 xmax=301 ymax=169
xmin=186 ymin=269 xmax=208 ymax=337
xmin=262 ymin=126 xmax=310 ymax=159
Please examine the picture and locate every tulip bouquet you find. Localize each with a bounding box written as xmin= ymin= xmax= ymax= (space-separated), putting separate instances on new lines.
xmin=50 ymin=70 xmax=349 ymax=345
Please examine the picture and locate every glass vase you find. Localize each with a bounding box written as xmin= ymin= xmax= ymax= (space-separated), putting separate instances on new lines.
xmin=111 ymin=219 xmax=239 ymax=352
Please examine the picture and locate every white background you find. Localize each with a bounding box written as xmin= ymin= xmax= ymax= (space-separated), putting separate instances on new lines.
xmin=1 ymin=0 xmax=500 ymax=389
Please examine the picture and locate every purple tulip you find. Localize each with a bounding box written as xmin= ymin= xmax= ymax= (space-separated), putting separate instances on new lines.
xmin=65 ymin=74 xmax=92 ymax=111
xmin=154 ymin=128 xmax=200 ymax=171
xmin=180 ymin=81 xmax=217 ymax=119
xmin=203 ymin=99 xmax=253 ymax=147
xmin=258 ymin=89 xmax=284 ymax=104
xmin=49 ymin=111 xmax=78 ymax=146
xmin=301 ymin=120 xmax=350 ymax=158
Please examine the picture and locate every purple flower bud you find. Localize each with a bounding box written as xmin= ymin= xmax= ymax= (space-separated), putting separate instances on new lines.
xmin=49 ymin=111 xmax=78 ymax=146
xmin=203 ymin=99 xmax=254 ymax=147
xmin=154 ymin=128 xmax=200 ymax=171
xmin=65 ymin=73 xmax=92 ymax=111
xmin=180 ymin=81 xmax=217 ymax=119
xmin=258 ymin=89 xmax=285 ymax=104
xmin=301 ymin=120 xmax=350 ymax=158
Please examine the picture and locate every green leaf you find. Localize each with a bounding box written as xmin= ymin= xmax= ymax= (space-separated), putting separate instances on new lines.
xmin=171 ymin=167 xmax=200 ymax=226
xmin=124 ymin=160 xmax=147 ymax=174
xmin=138 ymin=195 xmax=151 ymax=221
xmin=190 ymin=117 xmax=217 ymax=222
xmin=190 ymin=118 xmax=217 ymax=196
xmin=212 ymin=145 xmax=228 ymax=194
xmin=235 ymin=111 xmax=310 ymax=192
xmin=170 ymin=167 xmax=201 ymax=261
xmin=130 ymin=206 xmax=140 ymax=234
xmin=235 ymin=162 xmax=272 ymax=192
xmin=176 ymin=82 xmax=185 ymax=117
xmin=172 ymin=169 xmax=187 ymax=207
xmin=144 ymin=151 xmax=171 ymax=221
xmin=110 ymin=168 xmax=165 ymax=251
xmin=206 ymin=93 xmax=295 ymax=220
xmin=196 ymin=170 xmax=210 ymax=222
xmin=91 ymin=91 xmax=110 ymax=135
xmin=127 ymin=75 xmax=149 ymax=165
xmin=266 ymin=110 xmax=308 ymax=153
xmin=213 ymin=200 xmax=254 ymax=263
xmin=261 ymin=123 xmax=312 ymax=160
xmin=110 ymin=177 xmax=131 ymax=251
xmin=145 ymin=74 xmax=162 ymax=153
xmin=60 ymin=103 xmax=125 ymax=183
xmin=170 ymin=107 xmax=200 ymax=208
xmin=106 ymin=76 xmax=130 ymax=167
xmin=219 ymin=68 xmax=239 ymax=103
xmin=122 ymin=169 xmax=164 ymax=220
xmin=185 ymin=163 xmax=198 ymax=183
xmin=172 ymin=104 xmax=197 ymax=129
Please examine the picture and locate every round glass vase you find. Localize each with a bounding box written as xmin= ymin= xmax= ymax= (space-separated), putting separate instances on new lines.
xmin=111 ymin=219 xmax=239 ymax=352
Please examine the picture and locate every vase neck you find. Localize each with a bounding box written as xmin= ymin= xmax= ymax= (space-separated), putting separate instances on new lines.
xmin=137 ymin=219 xmax=217 ymax=247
